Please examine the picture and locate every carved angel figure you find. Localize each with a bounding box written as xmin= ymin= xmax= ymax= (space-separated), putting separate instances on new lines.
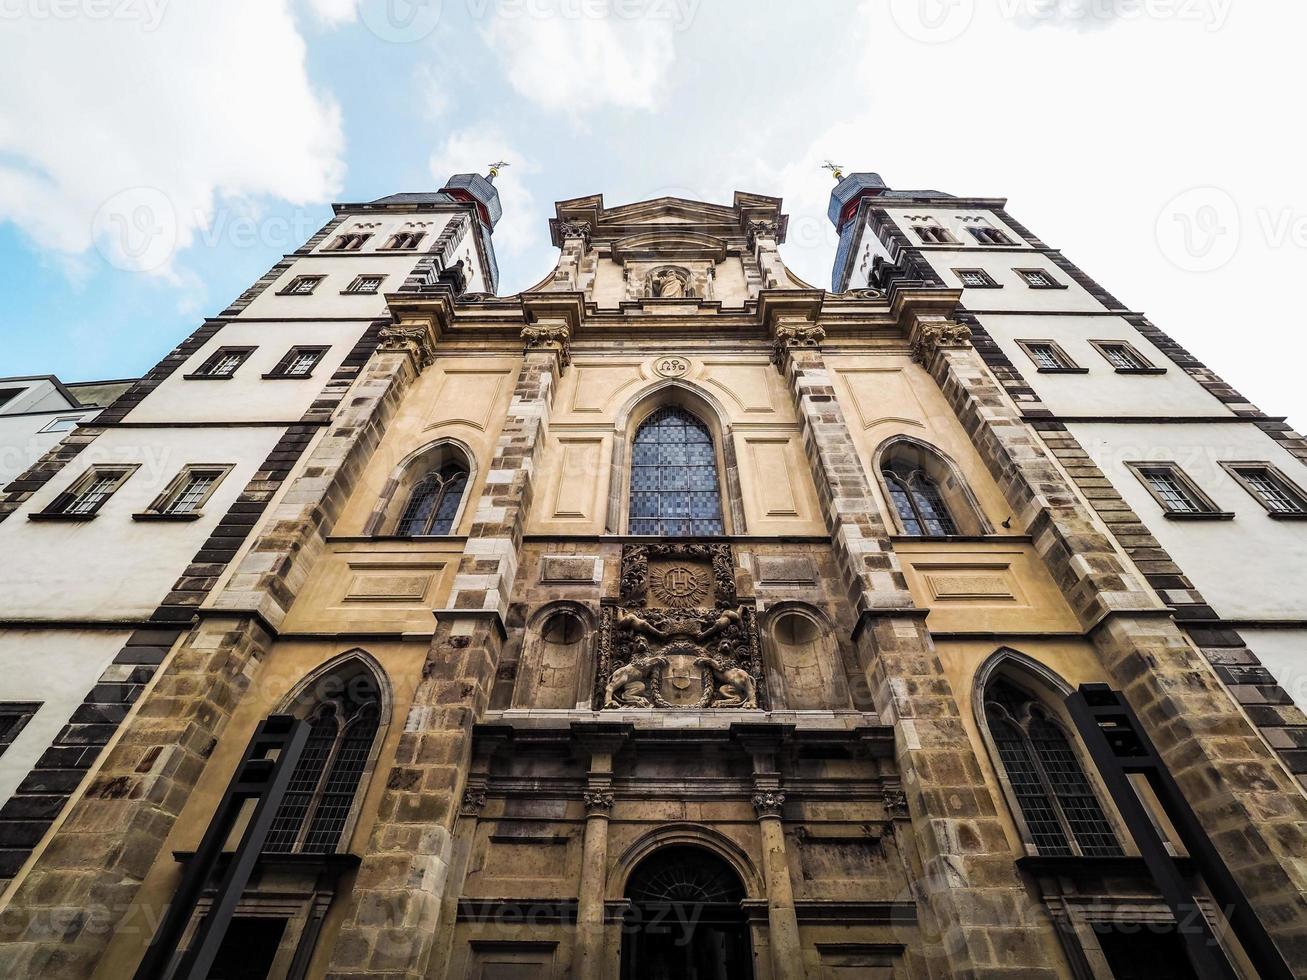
xmin=694 ymin=651 xmax=758 ymax=709
xmin=695 ymin=607 xmax=741 ymax=643
xmin=604 ymin=654 xmax=669 ymax=709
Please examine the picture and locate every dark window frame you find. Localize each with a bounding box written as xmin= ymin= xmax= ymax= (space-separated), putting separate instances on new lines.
xmin=263 ymin=346 xmax=329 ymax=380
xmin=627 ymin=405 xmax=726 ymax=537
xmin=953 ymin=268 xmax=1002 ymax=289
xmin=277 ymin=275 xmax=325 ymax=297
xmin=967 ymin=225 xmax=1016 ymax=246
xmin=1126 ymin=461 xmax=1233 ymax=521
xmin=0 ymin=702 xmax=41 ymax=755
xmin=30 ymin=464 xmax=140 ymax=521
xmin=184 ymin=346 xmax=256 ymax=381
xmin=380 ymin=231 xmax=426 ymax=251
xmin=134 ymin=464 xmax=234 ymax=522
xmin=1016 ymin=339 xmax=1087 ymax=374
xmin=1089 ymin=339 xmax=1165 ymax=375
xmin=911 ymin=223 xmax=959 ymax=245
xmin=1015 ymin=268 xmax=1068 ymax=290
xmin=1221 ymin=461 xmax=1307 ymax=519
xmin=394 ymin=459 xmax=470 ymax=536
xmin=323 ymin=232 xmax=372 ymax=252
xmin=342 ymin=274 xmax=385 ymax=295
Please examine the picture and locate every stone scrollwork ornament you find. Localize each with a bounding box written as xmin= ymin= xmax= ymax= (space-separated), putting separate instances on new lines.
xmin=583 ymin=791 xmax=615 ymax=815
xmin=378 ymin=322 xmax=436 ymax=369
xmin=557 ymin=219 xmax=592 ymax=245
xmin=460 ymin=787 xmax=487 ymax=817
xmin=752 ymin=791 xmax=786 ymax=819
xmin=747 ymin=219 xmax=780 ymax=249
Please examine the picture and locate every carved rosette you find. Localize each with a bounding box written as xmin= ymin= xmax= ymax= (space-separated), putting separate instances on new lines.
xmin=520 ymin=324 xmax=572 ymax=367
xmin=770 ymin=323 xmax=826 ymax=369
xmin=460 ymin=788 xmax=487 ymax=817
xmin=583 ymin=791 xmax=615 ymax=816
xmin=377 ymin=321 xmax=436 ymax=370
xmin=752 ymin=791 xmax=786 ymax=819
xmin=910 ymin=317 xmax=972 ymax=365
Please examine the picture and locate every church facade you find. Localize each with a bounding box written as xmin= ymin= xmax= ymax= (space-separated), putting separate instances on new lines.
xmin=0 ymin=170 xmax=1305 ymax=979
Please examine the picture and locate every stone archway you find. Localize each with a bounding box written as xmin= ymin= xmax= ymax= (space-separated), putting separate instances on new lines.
xmin=620 ymin=845 xmax=755 ymax=980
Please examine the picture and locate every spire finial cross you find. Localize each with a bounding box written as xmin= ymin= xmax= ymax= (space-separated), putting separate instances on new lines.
xmin=822 ymin=160 xmax=845 ymax=182
xmin=487 ymin=160 xmax=510 ymax=182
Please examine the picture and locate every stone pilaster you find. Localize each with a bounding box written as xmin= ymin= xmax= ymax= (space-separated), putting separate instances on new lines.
xmin=918 ymin=326 xmax=1307 ymax=964
xmin=0 ymin=322 xmax=433 ymax=980
xmin=572 ymin=723 xmax=626 ymax=980
xmin=548 ymin=220 xmax=591 ymax=291
xmin=325 ymin=344 xmax=559 ymax=979
xmin=775 ymin=338 xmax=1060 ymax=979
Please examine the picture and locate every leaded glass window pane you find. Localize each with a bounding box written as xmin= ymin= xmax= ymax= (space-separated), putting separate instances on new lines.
xmin=627 ymin=406 xmax=724 ymax=536
xmin=882 ymin=459 xmax=959 ymax=536
xmin=397 ymin=460 xmax=468 ymax=535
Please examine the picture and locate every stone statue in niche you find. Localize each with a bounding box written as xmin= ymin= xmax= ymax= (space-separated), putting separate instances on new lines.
xmin=595 ymin=544 xmax=766 ymax=710
xmin=648 ymin=266 xmax=692 ymax=299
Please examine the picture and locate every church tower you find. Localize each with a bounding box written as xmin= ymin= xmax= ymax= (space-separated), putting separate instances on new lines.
xmin=0 ymin=172 xmax=1304 ymax=979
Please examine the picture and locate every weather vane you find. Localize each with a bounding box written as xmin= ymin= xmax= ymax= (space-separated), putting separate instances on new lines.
xmin=822 ymin=160 xmax=845 ymax=182
xmin=487 ymin=160 xmax=510 ymax=182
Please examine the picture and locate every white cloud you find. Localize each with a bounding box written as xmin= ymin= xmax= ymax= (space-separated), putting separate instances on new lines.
xmin=429 ymin=128 xmax=541 ymax=261
xmin=0 ymin=1 xmax=345 ymax=274
xmin=480 ymin=0 xmax=679 ymax=113
xmin=304 ymin=0 xmax=361 ymax=26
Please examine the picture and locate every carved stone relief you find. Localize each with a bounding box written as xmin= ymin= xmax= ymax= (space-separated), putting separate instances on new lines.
xmin=596 ymin=543 xmax=766 ymax=710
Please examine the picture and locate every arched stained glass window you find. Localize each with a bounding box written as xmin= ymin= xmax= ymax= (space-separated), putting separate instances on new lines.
xmin=882 ymin=459 xmax=959 ymax=536
xmin=628 ymin=406 xmax=724 ymax=536
xmin=985 ymin=678 xmax=1121 ymax=857
xmin=264 ymin=671 xmax=381 ymax=854
xmin=396 ymin=460 xmax=467 ymax=536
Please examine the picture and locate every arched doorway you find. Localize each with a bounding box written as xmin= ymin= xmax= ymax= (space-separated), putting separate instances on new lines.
xmin=620 ymin=845 xmax=754 ymax=980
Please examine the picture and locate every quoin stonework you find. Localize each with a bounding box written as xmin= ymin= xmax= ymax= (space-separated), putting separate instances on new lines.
xmin=0 ymin=169 xmax=1305 ymax=979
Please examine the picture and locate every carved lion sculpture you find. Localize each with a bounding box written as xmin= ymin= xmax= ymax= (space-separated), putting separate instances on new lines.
xmin=694 ymin=654 xmax=758 ymax=709
xmin=604 ymin=655 xmax=669 ymax=709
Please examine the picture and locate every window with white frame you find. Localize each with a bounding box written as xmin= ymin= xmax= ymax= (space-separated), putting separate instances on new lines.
xmin=1016 ymin=268 xmax=1063 ymax=289
xmin=1091 ymin=340 xmax=1157 ymax=372
xmin=38 ymin=416 xmax=81 ymax=434
xmin=954 ymin=268 xmax=999 ymax=288
xmin=344 ymin=274 xmax=384 ymax=294
xmin=35 ymin=465 xmax=138 ymax=519
xmin=1127 ymin=462 xmax=1228 ymax=518
xmin=188 ymin=347 xmax=254 ymax=380
xmin=138 ymin=465 xmax=233 ymax=519
xmin=266 ymin=346 xmax=328 ymax=379
xmin=1223 ymin=463 xmax=1307 ymax=516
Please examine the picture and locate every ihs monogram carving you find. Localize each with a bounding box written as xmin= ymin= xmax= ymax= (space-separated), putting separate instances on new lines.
xmin=770 ymin=324 xmax=826 ymax=368
xmin=649 ymin=564 xmax=711 ymax=608
xmin=520 ymin=324 xmax=572 ymax=366
xmin=752 ymin=791 xmax=786 ymax=819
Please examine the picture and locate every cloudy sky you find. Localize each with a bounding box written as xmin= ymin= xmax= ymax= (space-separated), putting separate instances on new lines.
xmin=2 ymin=0 xmax=1303 ymax=426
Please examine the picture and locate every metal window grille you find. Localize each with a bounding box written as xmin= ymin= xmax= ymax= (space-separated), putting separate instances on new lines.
xmin=882 ymin=463 xmax=959 ymax=536
xmin=1237 ymin=468 xmax=1306 ymax=513
xmin=204 ymin=352 xmax=245 ymax=377
xmin=1021 ymin=270 xmax=1054 ymax=287
xmin=347 ymin=276 xmax=383 ymax=294
xmin=163 ymin=471 xmax=219 ymax=515
xmin=1100 ymin=344 xmax=1147 ymax=370
xmin=627 ymin=406 xmax=724 ymax=536
xmin=280 ymin=350 xmax=321 ymax=377
xmin=1027 ymin=344 xmax=1064 ymax=370
xmin=65 ymin=471 xmax=126 ymax=515
xmin=1142 ymin=469 xmax=1204 ymax=513
xmin=396 ymin=461 xmax=468 ymax=535
xmin=958 ymin=270 xmax=990 ymax=287
xmin=288 ymin=277 xmax=319 ymax=295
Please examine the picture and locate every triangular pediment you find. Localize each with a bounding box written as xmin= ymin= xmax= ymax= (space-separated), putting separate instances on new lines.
xmin=551 ymin=191 xmax=786 ymax=248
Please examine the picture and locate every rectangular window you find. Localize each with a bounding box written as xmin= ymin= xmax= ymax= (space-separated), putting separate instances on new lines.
xmin=1127 ymin=462 xmax=1230 ymax=519
xmin=187 ymin=346 xmax=255 ymax=380
xmin=137 ymin=464 xmax=233 ymax=520
xmin=280 ymin=275 xmax=324 ymax=296
xmin=324 ymin=232 xmax=371 ymax=251
xmin=39 ymin=416 xmax=81 ymax=434
xmin=0 ymin=388 xmax=23 ymax=409
xmin=265 ymin=346 xmax=328 ymax=379
xmin=344 ymin=274 xmax=384 ymax=294
xmin=1091 ymin=340 xmax=1160 ymax=373
xmin=911 ymin=224 xmax=958 ymax=245
xmin=954 ymin=268 xmax=999 ymax=288
xmin=1016 ymin=268 xmax=1064 ymax=289
xmin=0 ymin=703 xmax=40 ymax=756
xmin=1017 ymin=340 xmax=1083 ymax=373
xmin=33 ymin=465 xmax=138 ymax=520
xmin=1223 ymin=463 xmax=1307 ymax=517
xmin=968 ymin=226 xmax=1015 ymax=246
xmin=382 ymin=231 xmax=425 ymax=250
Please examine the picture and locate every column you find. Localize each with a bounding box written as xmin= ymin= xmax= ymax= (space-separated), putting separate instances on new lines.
xmin=913 ymin=315 xmax=1307 ymax=964
xmin=572 ymin=723 xmax=628 ymax=980
xmin=771 ymin=328 xmax=1060 ymax=980
xmin=0 ymin=319 xmax=436 ymax=980
xmin=324 ymin=332 xmax=568 ymax=980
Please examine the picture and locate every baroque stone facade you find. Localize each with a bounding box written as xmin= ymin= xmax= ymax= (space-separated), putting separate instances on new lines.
xmin=0 ymin=176 xmax=1304 ymax=980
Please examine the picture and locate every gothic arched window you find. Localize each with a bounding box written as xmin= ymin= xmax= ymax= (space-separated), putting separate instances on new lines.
xmin=628 ymin=406 xmax=724 ymax=536
xmin=265 ymin=669 xmax=381 ymax=854
xmin=882 ymin=459 xmax=958 ymax=535
xmin=396 ymin=459 xmax=468 ymax=536
xmin=984 ymin=677 xmax=1121 ymax=857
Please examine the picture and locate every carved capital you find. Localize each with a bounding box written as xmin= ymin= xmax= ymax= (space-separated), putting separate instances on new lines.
xmin=752 ymin=791 xmax=786 ymax=819
xmin=882 ymin=786 xmax=908 ymax=819
xmin=583 ymin=791 xmax=615 ymax=816
xmin=377 ymin=319 xmax=436 ymax=370
xmin=520 ymin=323 xmax=572 ymax=367
xmin=910 ymin=315 xmax=972 ymax=365
xmin=747 ymin=219 xmax=780 ymax=250
xmin=770 ymin=323 xmax=826 ymax=369
xmin=557 ymin=219 xmax=592 ymax=247
xmin=460 ymin=788 xmax=487 ymax=817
